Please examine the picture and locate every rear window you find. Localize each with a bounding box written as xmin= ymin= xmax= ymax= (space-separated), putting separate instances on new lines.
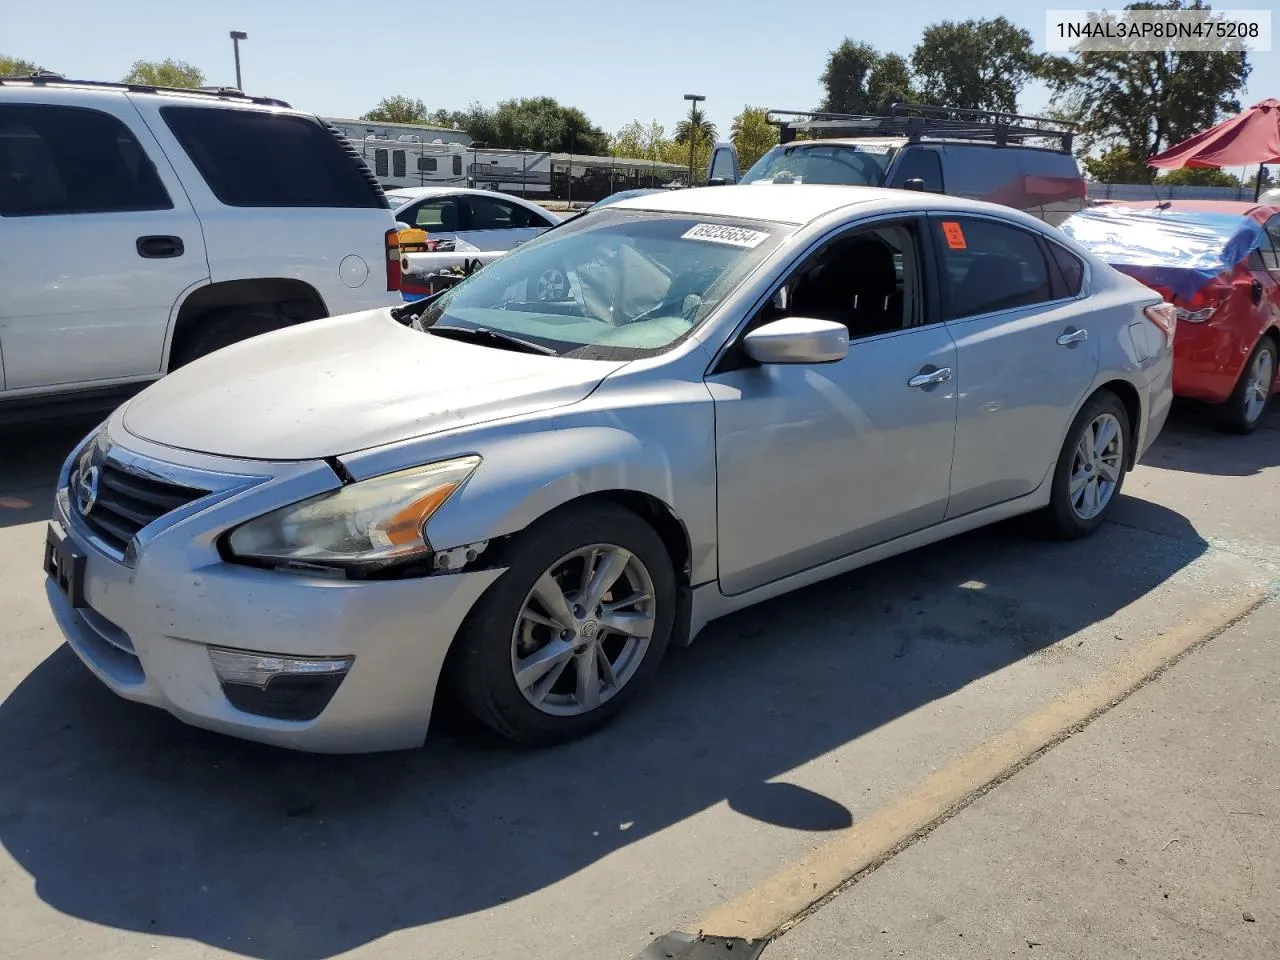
xmin=161 ymin=106 xmax=385 ymax=209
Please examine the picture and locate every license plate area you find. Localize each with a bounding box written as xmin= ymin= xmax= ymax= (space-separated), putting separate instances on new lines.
xmin=44 ymin=520 xmax=86 ymax=609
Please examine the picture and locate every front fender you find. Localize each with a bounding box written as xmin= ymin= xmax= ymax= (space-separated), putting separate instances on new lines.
xmin=424 ymin=422 xmax=717 ymax=584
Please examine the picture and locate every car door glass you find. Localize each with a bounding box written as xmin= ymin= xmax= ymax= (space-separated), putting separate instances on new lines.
xmin=746 ymin=221 xmax=924 ymax=347
xmin=469 ymin=195 xmax=524 ymax=230
xmin=410 ymin=198 xmax=459 ymax=232
xmin=936 ymin=217 xmax=1055 ymax=319
xmin=1264 ymin=216 xmax=1280 ymax=273
xmin=0 ymin=104 xmax=171 ymax=216
xmin=890 ymin=148 xmax=943 ymax=191
xmin=943 ymin=147 xmax=1021 ymax=203
xmin=1047 ymin=241 xmax=1085 ymax=297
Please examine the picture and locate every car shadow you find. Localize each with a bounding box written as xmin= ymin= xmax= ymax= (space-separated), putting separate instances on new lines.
xmin=0 ymin=498 xmax=1209 ymax=959
xmin=0 ymin=417 xmax=99 ymax=530
xmin=1139 ymin=400 xmax=1280 ymax=478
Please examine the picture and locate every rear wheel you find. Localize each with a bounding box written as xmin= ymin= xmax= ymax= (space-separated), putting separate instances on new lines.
xmin=450 ymin=503 xmax=675 ymax=746
xmin=170 ymin=306 xmax=296 ymax=369
xmin=1043 ymin=390 xmax=1130 ymax=539
xmin=1217 ymin=336 xmax=1276 ymax=435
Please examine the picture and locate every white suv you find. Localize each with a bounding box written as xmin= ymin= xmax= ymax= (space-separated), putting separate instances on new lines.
xmin=0 ymin=75 xmax=402 ymax=419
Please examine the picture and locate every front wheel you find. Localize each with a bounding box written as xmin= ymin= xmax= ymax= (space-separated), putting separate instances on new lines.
xmin=1043 ymin=390 xmax=1130 ymax=539
xmin=1217 ymin=336 xmax=1276 ymax=435
xmin=449 ymin=503 xmax=675 ymax=746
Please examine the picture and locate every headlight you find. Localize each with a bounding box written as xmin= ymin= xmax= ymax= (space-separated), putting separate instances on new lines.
xmin=225 ymin=456 xmax=480 ymax=570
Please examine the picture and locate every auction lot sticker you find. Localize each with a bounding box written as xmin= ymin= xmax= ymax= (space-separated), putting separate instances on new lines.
xmin=682 ymin=223 xmax=770 ymax=248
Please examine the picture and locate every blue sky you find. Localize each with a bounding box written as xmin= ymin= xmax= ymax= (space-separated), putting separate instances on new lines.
xmin=5 ymin=0 xmax=1276 ymax=145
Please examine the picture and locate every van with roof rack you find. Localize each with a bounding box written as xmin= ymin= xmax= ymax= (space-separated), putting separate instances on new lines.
xmin=705 ymin=103 xmax=1086 ymax=227
xmin=0 ymin=73 xmax=402 ymax=421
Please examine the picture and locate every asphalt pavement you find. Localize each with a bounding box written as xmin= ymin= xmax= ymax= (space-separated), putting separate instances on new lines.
xmin=1 ymin=402 xmax=1277 ymax=960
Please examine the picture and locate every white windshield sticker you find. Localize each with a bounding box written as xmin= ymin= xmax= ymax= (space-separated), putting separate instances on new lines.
xmin=682 ymin=223 xmax=770 ymax=248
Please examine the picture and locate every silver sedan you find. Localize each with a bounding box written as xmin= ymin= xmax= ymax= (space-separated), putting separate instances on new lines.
xmin=43 ymin=186 xmax=1174 ymax=752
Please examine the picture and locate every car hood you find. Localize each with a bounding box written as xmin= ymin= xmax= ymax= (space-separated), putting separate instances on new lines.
xmin=122 ymin=310 xmax=623 ymax=460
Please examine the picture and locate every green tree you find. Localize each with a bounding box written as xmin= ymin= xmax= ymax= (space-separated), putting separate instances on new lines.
xmin=1042 ymin=1 xmax=1250 ymax=183
xmin=1 ymin=55 xmax=41 ymax=76
xmin=488 ymin=97 xmax=608 ymax=153
xmin=819 ymin=40 xmax=881 ymax=114
xmin=911 ymin=17 xmax=1040 ymax=112
xmin=674 ymin=105 xmax=717 ymax=147
xmin=1159 ymin=166 xmax=1241 ymax=187
xmin=122 ymin=58 xmax=205 ymax=89
xmin=362 ymin=96 xmax=429 ymax=124
xmin=1082 ymin=146 xmax=1151 ymax=183
xmin=611 ymin=120 xmax=646 ymax=158
xmin=867 ymin=53 xmax=915 ymax=108
xmin=730 ymin=106 xmax=778 ymax=170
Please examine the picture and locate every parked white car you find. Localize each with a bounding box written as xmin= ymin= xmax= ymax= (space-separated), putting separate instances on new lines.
xmin=386 ymin=186 xmax=560 ymax=252
xmin=0 ymin=75 xmax=402 ymax=420
xmin=44 ymin=186 xmax=1174 ymax=753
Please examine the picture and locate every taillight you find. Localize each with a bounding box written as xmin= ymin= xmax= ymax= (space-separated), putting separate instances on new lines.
xmin=1144 ymin=302 xmax=1177 ymax=348
xmin=1173 ymin=282 xmax=1228 ymax=323
xmin=385 ymin=229 xmax=401 ymax=292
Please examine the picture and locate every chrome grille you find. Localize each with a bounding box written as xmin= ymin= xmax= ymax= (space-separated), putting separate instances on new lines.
xmin=73 ymin=459 xmax=208 ymax=554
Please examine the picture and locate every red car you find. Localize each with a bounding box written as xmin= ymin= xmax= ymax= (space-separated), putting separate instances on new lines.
xmin=1063 ymin=201 xmax=1280 ymax=433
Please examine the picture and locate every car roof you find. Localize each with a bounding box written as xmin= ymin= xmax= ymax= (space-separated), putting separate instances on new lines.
xmin=606 ymin=183 xmax=1041 ymax=227
xmin=385 ymin=186 xmax=556 ymax=211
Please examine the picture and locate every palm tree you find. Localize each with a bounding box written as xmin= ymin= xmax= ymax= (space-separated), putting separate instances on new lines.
xmin=674 ymin=106 xmax=717 ymax=146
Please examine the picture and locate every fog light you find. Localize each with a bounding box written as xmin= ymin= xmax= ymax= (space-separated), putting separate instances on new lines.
xmin=209 ymin=649 xmax=353 ymax=722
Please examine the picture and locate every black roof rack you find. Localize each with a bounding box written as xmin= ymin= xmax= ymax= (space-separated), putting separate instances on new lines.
xmin=0 ymin=71 xmax=292 ymax=108
xmin=769 ymin=102 xmax=1075 ymax=153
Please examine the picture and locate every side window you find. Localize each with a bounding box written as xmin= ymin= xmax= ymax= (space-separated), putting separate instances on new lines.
xmin=469 ymin=195 xmax=523 ymax=230
xmin=452 ymin=155 xmax=463 ymax=177
xmin=392 ymin=149 xmax=406 ymax=179
xmin=1047 ymin=241 xmax=1085 ymax=297
xmin=890 ymin=148 xmax=943 ymax=192
xmin=780 ymin=220 xmax=926 ymax=340
xmin=943 ymin=146 xmax=1022 ymax=202
xmin=408 ymin=197 xmax=459 ymax=232
xmin=709 ymin=147 xmax=737 ymax=183
xmin=0 ymin=104 xmax=171 ymax=216
xmin=374 ymin=149 xmax=388 ymax=177
xmin=935 ymin=217 xmax=1055 ymax=319
xmin=418 ymin=156 xmax=438 ymax=173
xmin=161 ymin=106 xmax=385 ymax=208
xmin=1263 ymin=217 xmax=1280 ymax=273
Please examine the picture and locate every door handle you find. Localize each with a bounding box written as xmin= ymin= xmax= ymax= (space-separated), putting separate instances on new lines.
xmin=908 ymin=367 xmax=952 ymax=388
xmin=136 ymin=235 xmax=184 ymax=259
xmin=1252 ymin=279 xmax=1264 ymax=306
xmin=1057 ymin=327 xmax=1088 ymax=346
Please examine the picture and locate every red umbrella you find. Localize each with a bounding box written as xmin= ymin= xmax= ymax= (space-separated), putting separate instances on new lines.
xmin=1148 ymin=99 xmax=1280 ymax=199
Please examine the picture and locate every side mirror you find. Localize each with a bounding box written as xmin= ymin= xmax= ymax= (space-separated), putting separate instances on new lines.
xmin=743 ymin=317 xmax=848 ymax=365
xmin=706 ymin=177 xmax=728 ymax=187
xmin=903 ymin=178 xmax=926 ymax=192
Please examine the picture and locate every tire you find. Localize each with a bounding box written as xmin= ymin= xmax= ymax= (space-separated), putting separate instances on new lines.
xmin=449 ymin=503 xmax=676 ymax=746
xmin=170 ymin=306 xmax=295 ymax=370
xmin=1216 ymin=336 xmax=1276 ymax=435
xmin=1042 ymin=390 xmax=1131 ymax=540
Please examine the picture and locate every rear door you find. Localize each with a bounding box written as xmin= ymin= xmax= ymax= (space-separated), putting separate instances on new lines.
xmin=134 ymin=101 xmax=397 ymax=318
xmin=461 ymin=194 xmax=555 ymax=251
xmin=1251 ymin=215 xmax=1280 ymax=336
xmin=932 ymin=214 xmax=1100 ymax=517
xmin=0 ymin=94 xmax=208 ymax=390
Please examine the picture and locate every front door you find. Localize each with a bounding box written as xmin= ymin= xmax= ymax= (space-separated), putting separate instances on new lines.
xmin=462 ymin=194 xmax=551 ymax=251
xmin=0 ymin=99 xmax=208 ymax=390
xmin=707 ymin=217 xmax=959 ymax=595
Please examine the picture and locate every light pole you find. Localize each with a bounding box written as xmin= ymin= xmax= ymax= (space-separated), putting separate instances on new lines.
xmin=229 ymin=31 xmax=247 ymax=90
xmin=683 ymin=93 xmax=705 ymax=187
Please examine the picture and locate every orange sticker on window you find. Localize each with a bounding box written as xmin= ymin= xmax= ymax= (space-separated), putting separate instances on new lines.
xmin=941 ymin=221 xmax=967 ymax=250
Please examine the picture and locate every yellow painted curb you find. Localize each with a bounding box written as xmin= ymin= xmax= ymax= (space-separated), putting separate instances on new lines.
xmin=692 ymin=588 xmax=1273 ymax=943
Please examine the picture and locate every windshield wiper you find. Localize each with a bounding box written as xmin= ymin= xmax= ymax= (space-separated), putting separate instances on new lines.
xmin=426 ymin=325 xmax=558 ymax=356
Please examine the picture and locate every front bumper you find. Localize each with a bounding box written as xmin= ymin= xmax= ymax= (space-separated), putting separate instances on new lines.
xmin=45 ymin=422 xmax=503 ymax=753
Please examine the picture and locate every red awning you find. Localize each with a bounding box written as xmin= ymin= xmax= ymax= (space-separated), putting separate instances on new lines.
xmin=1148 ymin=99 xmax=1280 ymax=169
